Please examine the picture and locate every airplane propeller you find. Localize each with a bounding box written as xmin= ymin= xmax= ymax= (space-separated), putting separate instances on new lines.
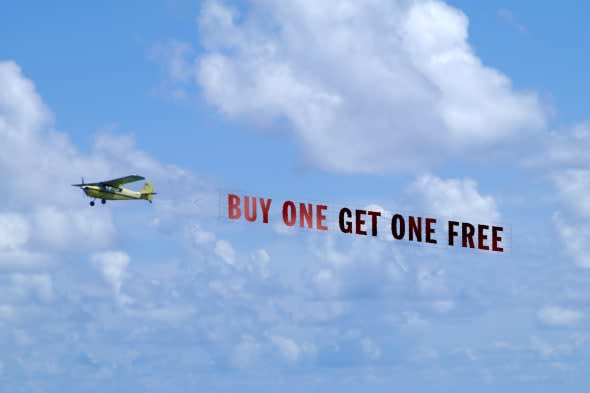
xmin=72 ymin=177 xmax=87 ymax=188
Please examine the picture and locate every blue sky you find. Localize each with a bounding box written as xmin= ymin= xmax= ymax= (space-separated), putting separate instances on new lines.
xmin=1 ymin=1 xmax=589 ymax=392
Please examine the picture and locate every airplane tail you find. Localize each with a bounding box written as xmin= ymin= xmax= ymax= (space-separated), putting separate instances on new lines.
xmin=140 ymin=181 xmax=156 ymax=203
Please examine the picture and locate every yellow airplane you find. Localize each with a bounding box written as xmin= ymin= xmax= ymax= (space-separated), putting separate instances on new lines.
xmin=72 ymin=175 xmax=156 ymax=206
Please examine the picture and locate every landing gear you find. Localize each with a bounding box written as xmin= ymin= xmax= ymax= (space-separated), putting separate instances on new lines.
xmin=90 ymin=200 xmax=95 ymax=206
xmin=101 ymin=199 xmax=106 ymax=205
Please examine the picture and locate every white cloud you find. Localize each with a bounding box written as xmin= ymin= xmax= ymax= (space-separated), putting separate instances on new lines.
xmin=0 ymin=213 xmax=29 ymax=250
xmin=0 ymin=59 xmax=199 ymax=213
xmin=251 ymin=248 xmax=270 ymax=263
xmin=0 ymin=62 xmax=104 ymax=207
xmin=0 ymin=58 xmax=213 ymax=279
xmin=497 ymin=8 xmax=527 ymax=36
xmin=249 ymin=248 xmax=271 ymax=278
xmin=232 ymin=335 xmax=260 ymax=368
xmin=151 ymin=40 xmax=194 ymax=83
xmin=125 ymin=305 xmax=195 ymax=321
xmin=538 ymin=306 xmax=584 ymax=327
xmin=535 ymin=123 xmax=590 ymax=170
xmin=409 ymin=174 xmax=500 ymax=222
xmin=193 ymin=224 xmax=216 ymax=245
xmin=0 ymin=304 xmax=15 ymax=320
xmin=431 ymin=299 xmax=455 ymax=313
xmin=553 ymin=170 xmax=590 ymax=218
xmin=0 ymin=213 xmax=53 ymax=272
xmin=166 ymin=0 xmax=548 ymax=174
xmin=91 ymin=251 xmax=131 ymax=300
xmin=11 ymin=273 xmax=54 ymax=302
xmin=554 ymin=213 xmax=590 ymax=269
xmin=0 ymin=61 xmax=51 ymax=138
xmin=0 ymin=250 xmax=52 ymax=272
xmin=271 ymin=335 xmax=301 ymax=363
xmin=360 ymin=337 xmax=381 ymax=360
xmin=542 ymin=125 xmax=590 ymax=268
xmin=33 ymin=206 xmax=115 ymax=249
xmin=417 ymin=267 xmax=447 ymax=295
xmin=529 ymin=336 xmax=571 ymax=358
xmin=313 ymin=268 xmax=341 ymax=297
xmin=544 ymin=127 xmax=590 ymax=215
xmin=214 ymin=239 xmax=236 ymax=264
xmin=13 ymin=329 xmax=33 ymax=346
xmin=400 ymin=311 xmax=430 ymax=330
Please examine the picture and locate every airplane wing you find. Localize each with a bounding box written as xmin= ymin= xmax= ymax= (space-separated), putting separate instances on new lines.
xmin=72 ymin=175 xmax=145 ymax=187
xmin=100 ymin=175 xmax=145 ymax=187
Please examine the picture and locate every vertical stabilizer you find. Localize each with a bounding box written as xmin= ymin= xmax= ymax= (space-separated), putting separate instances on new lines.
xmin=140 ymin=181 xmax=156 ymax=202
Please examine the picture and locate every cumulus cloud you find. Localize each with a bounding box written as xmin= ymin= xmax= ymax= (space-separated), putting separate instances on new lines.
xmin=360 ymin=337 xmax=382 ymax=360
xmin=553 ymin=170 xmax=590 ymax=218
xmin=0 ymin=59 xmax=212 ymax=276
xmin=408 ymin=174 xmax=500 ymax=222
xmin=214 ymin=239 xmax=236 ymax=264
xmin=231 ymin=335 xmax=261 ymax=368
xmin=313 ymin=268 xmax=341 ymax=297
xmin=535 ymin=125 xmax=590 ymax=268
xmin=10 ymin=273 xmax=53 ymax=302
xmin=90 ymin=251 xmax=131 ymax=302
xmin=554 ymin=213 xmax=590 ymax=269
xmin=251 ymin=248 xmax=270 ymax=263
xmin=0 ymin=250 xmax=52 ymax=272
xmin=533 ymin=123 xmax=590 ymax=170
xmin=0 ymin=213 xmax=52 ymax=271
xmin=0 ymin=213 xmax=30 ymax=250
xmin=158 ymin=0 xmax=547 ymax=173
xmin=33 ymin=206 xmax=115 ymax=249
xmin=0 ymin=304 xmax=15 ymax=320
xmin=497 ymin=8 xmax=527 ymax=36
xmin=0 ymin=61 xmax=51 ymax=138
xmin=538 ymin=305 xmax=584 ymax=327
xmin=271 ymin=335 xmax=302 ymax=363
xmin=151 ymin=40 xmax=194 ymax=83
xmin=0 ymin=62 xmax=124 ymax=276
xmin=194 ymin=225 xmax=217 ymax=245
xmin=248 ymin=248 xmax=271 ymax=278
xmin=416 ymin=266 xmax=448 ymax=296
xmin=0 ymin=60 xmax=200 ymax=212
xmin=534 ymin=126 xmax=590 ymax=218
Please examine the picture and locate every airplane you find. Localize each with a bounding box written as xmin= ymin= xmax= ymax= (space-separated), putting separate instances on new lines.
xmin=72 ymin=175 xmax=156 ymax=206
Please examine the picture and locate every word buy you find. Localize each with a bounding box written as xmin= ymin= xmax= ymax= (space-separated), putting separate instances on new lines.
xmin=227 ymin=194 xmax=504 ymax=253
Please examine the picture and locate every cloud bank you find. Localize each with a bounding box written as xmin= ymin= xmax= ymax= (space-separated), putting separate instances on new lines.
xmin=158 ymin=0 xmax=548 ymax=173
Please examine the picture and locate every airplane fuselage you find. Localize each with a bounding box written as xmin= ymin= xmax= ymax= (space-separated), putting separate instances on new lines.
xmin=73 ymin=175 xmax=155 ymax=206
xmin=82 ymin=185 xmax=143 ymax=201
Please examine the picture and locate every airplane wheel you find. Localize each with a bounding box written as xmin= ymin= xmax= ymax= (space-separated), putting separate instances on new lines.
xmin=101 ymin=199 xmax=106 ymax=204
xmin=90 ymin=201 xmax=95 ymax=206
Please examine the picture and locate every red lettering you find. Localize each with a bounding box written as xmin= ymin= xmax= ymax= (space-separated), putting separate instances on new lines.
xmin=425 ymin=217 xmax=437 ymax=244
xmin=317 ymin=205 xmax=328 ymax=230
xmin=339 ymin=208 xmax=352 ymax=233
xmin=259 ymin=198 xmax=272 ymax=224
xmin=448 ymin=221 xmax=459 ymax=246
xmin=300 ymin=203 xmax=313 ymax=228
xmin=367 ymin=211 xmax=381 ymax=236
xmin=228 ymin=194 xmax=241 ymax=220
xmin=244 ymin=196 xmax=257 ymax=222
xmin=409 ymin=216 xmax=422 ymax=242
xmin=462 ymin=222 xmax=475 ymax=248
xmin=477 ymin=224 xmax=489 ymax=251
xmin=492 ymin=226 xmax=504 ymax=252
xmin=282 ymin=201 xmax=296 ymax=227
xmin=391 ymin=214 xmax=405 ymax=240
xmin=355 ymin=210 xmax=367 ymax=235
